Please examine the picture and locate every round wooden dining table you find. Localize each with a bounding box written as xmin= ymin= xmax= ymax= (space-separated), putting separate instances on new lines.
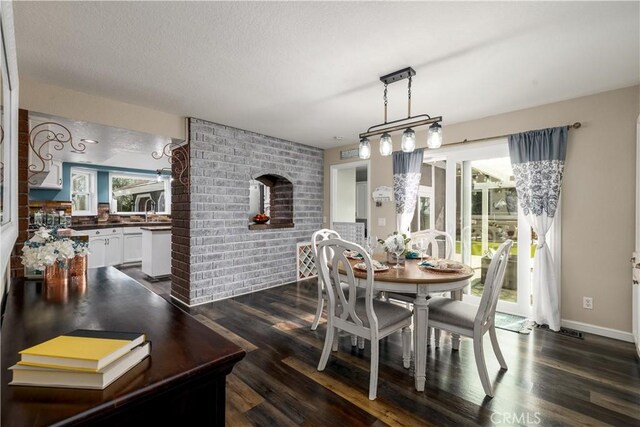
xmin=339 ymin=256 xmax=474 ymax=392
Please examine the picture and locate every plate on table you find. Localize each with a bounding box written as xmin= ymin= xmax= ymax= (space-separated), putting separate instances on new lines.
xmin=344 ymin=250 xmax=364 ymax=260
xmin=419 ymin=261 xmax=465 ymax=273
xmin=354 ymin=260 xmax=389 ymax=272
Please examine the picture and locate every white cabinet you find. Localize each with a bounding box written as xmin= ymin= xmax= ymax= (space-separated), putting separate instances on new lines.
xmin=356 ymin=182 xmax=368 ymax=219
xmin=74 ymin=228 xmax=124 ymax=268
xmin=88 ymin=236 xmax=107 ymax=268
xmin=104 ymin=234 xmax=123 ymax=266
xmin=122 ymin=227 xmax=143 ymax=264
xmin=141 ymin=228 xmax=171 ymax=278
xmin=29 ymin=160 xmax=63 ymax=190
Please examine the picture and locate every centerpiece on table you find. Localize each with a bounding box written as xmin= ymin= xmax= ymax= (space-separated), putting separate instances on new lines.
xmin=21 ymin=227 xmax=90 ymax=286
xmin=378 ymin=232 xmax=411 ymax=268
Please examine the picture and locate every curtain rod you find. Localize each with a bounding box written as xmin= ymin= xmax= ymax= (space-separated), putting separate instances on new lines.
xmin=444 ymin=122 xmax=581 ymax=147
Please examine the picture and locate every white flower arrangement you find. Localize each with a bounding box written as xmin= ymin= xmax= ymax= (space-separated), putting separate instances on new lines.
xmin=378 ymin=232 xmax=411 ymax=255
xmin=21 ymin=227 xmax=89 ymax=270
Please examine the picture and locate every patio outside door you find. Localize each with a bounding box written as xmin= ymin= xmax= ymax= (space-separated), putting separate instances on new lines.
xmin=430 ymin=139 xmax=533 ymax=317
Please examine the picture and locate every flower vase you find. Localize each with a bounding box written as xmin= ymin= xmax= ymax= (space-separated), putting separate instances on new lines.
xmin=69 ymin=255 xmax=87 ymax=277
xmin=44 ymin=262 xmax=69 ymax=287
xmin=387 ymin=252 xmax=405 ymax=266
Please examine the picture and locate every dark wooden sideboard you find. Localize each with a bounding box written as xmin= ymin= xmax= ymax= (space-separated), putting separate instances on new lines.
xmin=1 ymin=267 xmax=245 ymax=426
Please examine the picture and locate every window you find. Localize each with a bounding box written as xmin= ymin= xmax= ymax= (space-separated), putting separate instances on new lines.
xmin=71 ymin=168 xmax=97 ymax=216
xmin=109 ymin=172 xmax=171 ymax=215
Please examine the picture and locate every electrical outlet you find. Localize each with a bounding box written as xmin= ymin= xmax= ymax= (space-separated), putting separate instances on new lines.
xmin=378 ymin=217 xmax=386 ymax=227
xmin=583 ymin=297 xmax=593 ymax=310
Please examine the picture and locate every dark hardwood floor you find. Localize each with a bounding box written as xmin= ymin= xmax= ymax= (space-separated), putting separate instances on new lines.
xmin=118 ymin=266 xmax=640 ymax=426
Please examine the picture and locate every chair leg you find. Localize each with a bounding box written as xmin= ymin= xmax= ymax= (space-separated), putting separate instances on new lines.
xmin=402 ymin=326 xmax=411 ymax=369
xmin=351 ymin=335 xmax=358 ymax=347
xmin=311 ymin=293 xmax=324 ymax=331
xmin=318 ymin=326 xmax=335 ymax=371
xmin=434 ymin=328 xmax=441 ymax=348
xmin=369 ymin=339 xmax=379 ymax=400
xmin=489 ymin=326 xmax=508 ymax=370
xmin=473 ymin=331 xmax=493 ymax=397
xmin=427 ymin=326 xmax=432 ymax=346
xmin=332 ymin=330 xmax=339 ymax=352
xmin=358 ymin=336 xmax=365 ymax=350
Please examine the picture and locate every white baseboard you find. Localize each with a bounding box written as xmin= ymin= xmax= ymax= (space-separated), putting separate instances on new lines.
xmin=561 ymin=319 xmax=634 ymax=343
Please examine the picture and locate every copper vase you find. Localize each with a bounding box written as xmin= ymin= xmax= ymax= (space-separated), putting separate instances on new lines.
xmin=69 ymin=255 xmax=87 ymax=277
xmin=44 ymin=263 xmax=69 ymax=287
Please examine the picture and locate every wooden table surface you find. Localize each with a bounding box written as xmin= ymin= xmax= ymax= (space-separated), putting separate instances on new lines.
xmin=341 ymin=256 xmax=474 ymax=284
xmin=1 ymin=267 xmax=245 ymax=426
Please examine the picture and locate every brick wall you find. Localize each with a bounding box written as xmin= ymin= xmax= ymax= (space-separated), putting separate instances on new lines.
xmin=170 ymin=143 xmax=191 ymax=303
xmin=176 ymin=118 xmax=323 ymax=306
xmin=10 ymin=109 xmax=31 ymax=278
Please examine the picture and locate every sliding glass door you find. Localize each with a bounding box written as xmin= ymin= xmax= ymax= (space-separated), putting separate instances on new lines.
xmin=432 ymin=140 xmax=532 ymax=316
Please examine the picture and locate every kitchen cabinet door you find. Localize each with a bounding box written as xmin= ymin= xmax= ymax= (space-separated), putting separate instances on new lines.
xmin=123 ymin=234 xmax=142 ymax=263
xmin=105 ymin=235 xmax=123 ymax=266
xmin=88 ymin=236 xmax=107 ymax=268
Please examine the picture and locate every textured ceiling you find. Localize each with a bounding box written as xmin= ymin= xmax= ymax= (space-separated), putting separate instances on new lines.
xmin=14 ymin=1 xmax=640 ymax=149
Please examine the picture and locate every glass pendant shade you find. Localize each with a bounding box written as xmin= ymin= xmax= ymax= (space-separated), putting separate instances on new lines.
xmin=427 ymin=122 xmax=443 ymax=149
xmin=379 ymin=133 xmax=393 ymax=156
xmin=401 ymin=128 xmax=416 ymax=152
xmin=358 ymin=137 xmax=371 ymax=159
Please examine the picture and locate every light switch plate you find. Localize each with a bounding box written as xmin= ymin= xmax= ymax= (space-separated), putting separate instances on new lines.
xmin=378 ymin=218 xmax=386 ymax=227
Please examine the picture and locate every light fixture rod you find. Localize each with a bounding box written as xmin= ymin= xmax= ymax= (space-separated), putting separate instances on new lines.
xmin=383 ymin=83 xmax=388 ymax=123
xmin=360 ymin=115 xmax=442 ymax=139
xmin=407 ymin=75 xmax=412 ymax=118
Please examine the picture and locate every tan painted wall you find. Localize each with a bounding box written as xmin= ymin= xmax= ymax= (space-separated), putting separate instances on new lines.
xmin=324 ymin=85 xmax=640 ymax=333
xmin=20 ymin=78 xmax=185 ymax=140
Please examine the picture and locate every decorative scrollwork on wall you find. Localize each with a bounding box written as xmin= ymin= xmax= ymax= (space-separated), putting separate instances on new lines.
xmin=28 ymin=121 xmax=97 ymax=185
xmin=152 ymin=141 xmax=189 ymax=189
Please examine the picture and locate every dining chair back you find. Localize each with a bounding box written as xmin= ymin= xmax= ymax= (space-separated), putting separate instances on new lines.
xmin=310 ymin=229 xmax=341 ymax=330
xmin=426 ymin=239 xmax=513 ymax=397
xmin=475 ymin=241 xmax=512 ymax=330
xmin=411 ymin=229 xmax=454 ymax=259
xmin=316 ymin=238 xmax=412 ymax=400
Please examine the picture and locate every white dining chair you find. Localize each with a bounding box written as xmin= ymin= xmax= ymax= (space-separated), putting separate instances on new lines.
xmin=310 ymin=229 xmax=341 ymax=331
xmin=316 ymin=238 xmax=412 ymax=400
xmin=387 ymin=229 xmax=455 ymax=344
xmin=427 ymin=239 xmax=513 ymax=397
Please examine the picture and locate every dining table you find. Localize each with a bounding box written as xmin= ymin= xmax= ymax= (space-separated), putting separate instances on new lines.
xmin=339 ymin=256 xmax=474 ymax=392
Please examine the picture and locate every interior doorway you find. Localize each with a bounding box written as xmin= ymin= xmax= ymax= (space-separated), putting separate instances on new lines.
xmin=330 ymin=160 xmax=370 ymax=243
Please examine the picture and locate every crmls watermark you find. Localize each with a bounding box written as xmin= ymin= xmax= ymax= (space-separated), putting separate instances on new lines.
xmin=490 ymin=412 xmax=542 ymax=425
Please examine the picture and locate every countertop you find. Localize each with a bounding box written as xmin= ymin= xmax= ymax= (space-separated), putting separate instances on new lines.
xmin=69 ymin=222 xmax=171 ymax=230
xmin=2 ymin=267 xmax=245 ymax=426
xmin=140 ymin=226 xmax=172 ymax=231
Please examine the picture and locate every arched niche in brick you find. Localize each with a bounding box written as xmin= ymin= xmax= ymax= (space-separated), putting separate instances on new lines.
xmin=249 ymin=173 xmax=294 ymax=230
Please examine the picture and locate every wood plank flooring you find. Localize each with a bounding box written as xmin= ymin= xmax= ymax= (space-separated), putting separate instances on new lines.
xmin=119 ymin=266 xmax=640 ymax=426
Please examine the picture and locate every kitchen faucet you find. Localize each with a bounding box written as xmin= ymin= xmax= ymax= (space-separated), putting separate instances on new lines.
xmin=144 ymin=199 xmax=156 ymax=222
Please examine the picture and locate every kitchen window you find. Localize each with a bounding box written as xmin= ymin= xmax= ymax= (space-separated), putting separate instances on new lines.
xmin=109 ymin=172 xmax=171 ymax=215
xmin=71 ymin=168 xmax=98 ymax=216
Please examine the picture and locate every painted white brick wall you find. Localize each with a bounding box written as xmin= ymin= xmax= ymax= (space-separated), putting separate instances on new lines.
xmin=187 ymin=118 xmax=323 ymax=305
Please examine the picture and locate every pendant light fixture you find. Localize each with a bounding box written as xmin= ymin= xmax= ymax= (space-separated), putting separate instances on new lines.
xmin=379 ymin=132 xmax=393 ymax=156
xmin=358 ymin=137 xmax=371 ymax=159
xmin=359 ymin=67 xmax=443 ymax=159
xmin=427 ymin=122 xmax=442 ymax=149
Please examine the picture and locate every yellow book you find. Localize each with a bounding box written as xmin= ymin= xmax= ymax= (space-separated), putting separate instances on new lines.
xmin=18 ymin=330 xmax=146 ymax=372
xmin=10 ymin=342 xmax=151 ymax=390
